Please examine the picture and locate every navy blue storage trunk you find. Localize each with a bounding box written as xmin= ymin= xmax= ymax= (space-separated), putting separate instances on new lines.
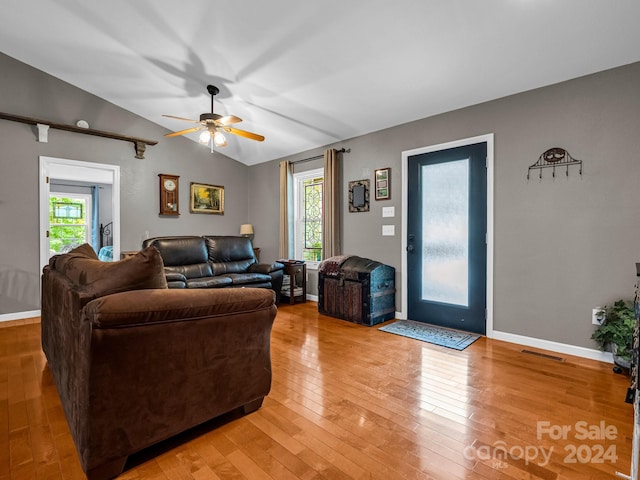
xmin=318 ymin=256 xmax=395 ymax=326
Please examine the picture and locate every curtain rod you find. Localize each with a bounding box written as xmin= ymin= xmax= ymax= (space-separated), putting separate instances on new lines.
xmin=290 ymin=147 xmax=349 ymax=165
xmin=50 ymin=182 xmax=104 ymax=189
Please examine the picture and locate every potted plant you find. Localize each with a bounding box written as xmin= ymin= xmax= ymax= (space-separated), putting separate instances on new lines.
xmin=591 ymin=299 xmax=635 ymax=373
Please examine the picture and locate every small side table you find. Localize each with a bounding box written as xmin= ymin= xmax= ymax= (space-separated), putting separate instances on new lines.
xmin=281 ymin=261 xmax=306 ymax=304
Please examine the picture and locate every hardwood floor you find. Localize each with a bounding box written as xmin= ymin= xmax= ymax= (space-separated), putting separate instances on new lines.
xmin=0 ymin=303 xmax=635 ymax=479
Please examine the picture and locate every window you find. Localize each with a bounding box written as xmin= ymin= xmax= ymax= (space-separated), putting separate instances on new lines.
xmin=49 ymin=194 xmax=92 ymax=257
xmin=294 ymin=168 xmax=323 ymax=265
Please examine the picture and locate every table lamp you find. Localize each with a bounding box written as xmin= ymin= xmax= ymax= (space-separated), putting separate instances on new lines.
xmin=240 ymin=224 xmax=254 ymax=240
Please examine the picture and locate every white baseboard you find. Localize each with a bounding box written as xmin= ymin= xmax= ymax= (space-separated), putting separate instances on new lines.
xmin=306 ymin=294 xmax=318 ymax=302
xmin=389 ymin=311 xmax=611 ymax=363
xmin=492 ymin=330 xmax=613 ymax=363
xmin=0 ymin=310 xmax=41 ymax=322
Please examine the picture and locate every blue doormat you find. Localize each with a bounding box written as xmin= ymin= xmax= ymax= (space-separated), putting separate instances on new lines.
xmin=379 ymin=320 xmax=481 ymax=350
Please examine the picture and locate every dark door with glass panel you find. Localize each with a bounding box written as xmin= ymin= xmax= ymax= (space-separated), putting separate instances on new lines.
xmin=407 ymin=142 xmax=487 ymax=334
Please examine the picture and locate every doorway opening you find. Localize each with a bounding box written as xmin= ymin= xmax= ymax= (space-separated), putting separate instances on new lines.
xmin=39 ymin=156 xmax=120 ymax=271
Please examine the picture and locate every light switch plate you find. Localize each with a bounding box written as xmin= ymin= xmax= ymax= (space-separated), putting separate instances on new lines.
xmin=382 ymin=206 xmax=395 ymax=218
xmin=382 ymin=225 xmax=395 ymax=236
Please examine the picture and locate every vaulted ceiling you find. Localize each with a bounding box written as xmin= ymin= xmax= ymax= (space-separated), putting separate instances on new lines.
xmin=3 ymin=1 xmax=640 ymax=165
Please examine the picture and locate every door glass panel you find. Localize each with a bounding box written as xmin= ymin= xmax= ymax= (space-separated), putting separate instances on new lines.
xmin=421 ymin=158 xmax=469 ymax=306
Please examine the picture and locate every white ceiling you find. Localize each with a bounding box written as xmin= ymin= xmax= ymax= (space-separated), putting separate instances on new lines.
xmin=2 ymin=1 xmax=640 ymax=165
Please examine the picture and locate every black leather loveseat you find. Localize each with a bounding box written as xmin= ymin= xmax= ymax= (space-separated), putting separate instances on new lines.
xmin=143 ymin=236 xmax=284 ymax=302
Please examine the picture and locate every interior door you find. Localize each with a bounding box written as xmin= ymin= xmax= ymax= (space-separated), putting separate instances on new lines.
xmin=407 ymin=142 xmax=487 ymax=334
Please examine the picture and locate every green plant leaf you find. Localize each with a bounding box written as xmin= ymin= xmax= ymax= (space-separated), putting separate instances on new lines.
xmin=591 ymin=299 xmax=635 ymax=355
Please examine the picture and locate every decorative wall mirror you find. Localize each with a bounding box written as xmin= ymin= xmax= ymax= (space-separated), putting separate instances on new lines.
xmin=349 ymin=179 xmax=370 ymax=212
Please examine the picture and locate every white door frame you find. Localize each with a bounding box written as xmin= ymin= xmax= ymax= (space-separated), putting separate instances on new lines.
xmin=39 ymin=156 xmax=120 ymax=270
xmin=401 ymin=133 xmax=494 ymax=337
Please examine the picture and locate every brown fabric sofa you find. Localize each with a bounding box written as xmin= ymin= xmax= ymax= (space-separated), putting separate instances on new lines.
xmin=41 ymin=244 xmax=277 ymax=480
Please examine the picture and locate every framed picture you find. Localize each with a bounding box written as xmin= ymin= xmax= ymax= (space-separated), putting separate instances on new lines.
xmin=348 ymin=179 xmax=369 ymax=212
xmin=374 ymin=167 xmax=391 ymax=200
xmin=190 ymin=182 xmax=224 ymax=214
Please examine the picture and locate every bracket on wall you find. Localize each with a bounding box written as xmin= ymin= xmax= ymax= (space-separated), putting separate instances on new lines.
xmin=527 ymin=147 xmax=582 ymax=181
xmin=0 ymin=111 xmax=158 ymax=159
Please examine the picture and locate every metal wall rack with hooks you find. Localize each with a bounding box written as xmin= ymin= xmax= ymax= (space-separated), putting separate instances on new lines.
xmin=527 ymin=147 xmax=582 ymax=181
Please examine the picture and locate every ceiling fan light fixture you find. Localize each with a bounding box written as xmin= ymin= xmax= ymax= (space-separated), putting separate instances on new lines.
xmin=164 ymin=84 xmax=263 ymax=146
xmin=213 ymin=131 xmax=227 ymax=147
xmin=199 ymin=130 xmax=211 ymax=144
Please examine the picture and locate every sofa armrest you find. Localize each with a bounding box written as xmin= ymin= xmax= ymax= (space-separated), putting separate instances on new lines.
xmin=165 ymin=272 xmax=186 ymax=282
xmin=165 ymin=271 xmax=187 ymax=288
xmin=248 ymin=262 xmax=284 ymax=274
xmin=84 ymin=288 xmax=275 ymax=328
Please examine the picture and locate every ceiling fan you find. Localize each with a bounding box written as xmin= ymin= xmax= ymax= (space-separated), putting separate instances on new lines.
xmin=163 ymin=85 xmax=264 ymax=149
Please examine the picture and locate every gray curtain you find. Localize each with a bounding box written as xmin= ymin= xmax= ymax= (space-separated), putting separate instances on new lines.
xmin=322 ymin=148 xmax=340 ymax=258
xmin=279 ymin=161 xmax=294 ymax=259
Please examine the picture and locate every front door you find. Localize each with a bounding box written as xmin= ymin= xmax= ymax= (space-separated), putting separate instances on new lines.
xmin=406 ymin=142 xmax=487 ymax=334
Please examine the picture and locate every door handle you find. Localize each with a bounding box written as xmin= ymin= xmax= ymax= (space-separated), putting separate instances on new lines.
xmin=406 ymin=244 xmax=414 ymax=253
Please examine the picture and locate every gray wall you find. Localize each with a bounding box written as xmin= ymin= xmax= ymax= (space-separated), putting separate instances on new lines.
xmin=248 ymin=61 xmax=640 ymax=349
xmin=0 ymin=52 xmax=250 ymax=315
xmin=2 ymin=46 xmax=639 ymax=351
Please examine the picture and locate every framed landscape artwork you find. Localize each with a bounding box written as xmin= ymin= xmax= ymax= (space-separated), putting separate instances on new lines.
xmin=190 ymin=182 xmax=224 ymax=214
xmin=374 ymin=167 xmax=391 ymax=200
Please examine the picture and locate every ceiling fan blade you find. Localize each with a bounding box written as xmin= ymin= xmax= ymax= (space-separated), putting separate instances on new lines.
xmin=224 ymin=127 xmax=265 ymax=142
xmin=162 ymin=114 xmax=199 ymax=123
xmin=164 ymin=126 xmax=204 ymax=137
xmin=215 ymin=115 xmax=243 ymax=126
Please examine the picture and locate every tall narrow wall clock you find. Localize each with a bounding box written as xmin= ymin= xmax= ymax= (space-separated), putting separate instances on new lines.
xmin=159 ymin=173 xmax=180 ymax=215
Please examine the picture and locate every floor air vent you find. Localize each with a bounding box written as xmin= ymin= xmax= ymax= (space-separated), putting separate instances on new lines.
xmin=521 ymin=349 xmax=565 ymax=362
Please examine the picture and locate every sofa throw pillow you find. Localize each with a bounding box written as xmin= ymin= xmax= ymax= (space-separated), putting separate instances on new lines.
xmin=50 ymin=243 xmax=99 ymax=271
xmin=61 ymin=245 xmax=168 ymax=299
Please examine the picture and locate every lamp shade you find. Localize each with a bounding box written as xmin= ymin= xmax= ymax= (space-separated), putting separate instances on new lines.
xmin=240 ymin=224 xmax=254 ymax=236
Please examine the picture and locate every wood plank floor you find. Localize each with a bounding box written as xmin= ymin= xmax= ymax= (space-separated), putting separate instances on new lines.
xmin=0 ymin=302 xmax=635 ymax=479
